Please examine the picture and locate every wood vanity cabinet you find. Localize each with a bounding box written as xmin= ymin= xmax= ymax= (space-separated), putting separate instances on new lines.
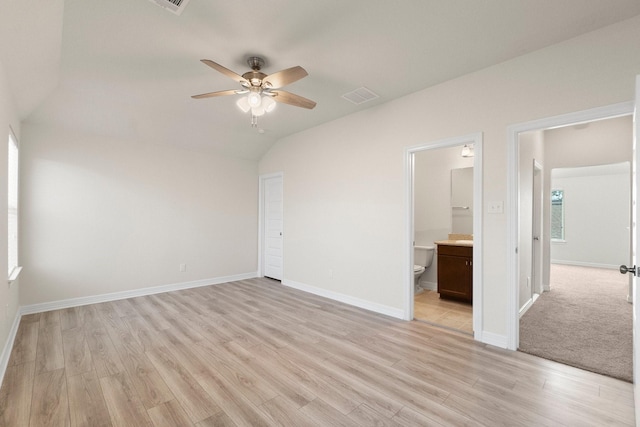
xmin=437 ymin=244 xmax=472 ymax=303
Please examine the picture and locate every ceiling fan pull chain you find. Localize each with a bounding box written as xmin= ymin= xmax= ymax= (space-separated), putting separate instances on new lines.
xmin=251 ymin=114 xmax=258 ymax=127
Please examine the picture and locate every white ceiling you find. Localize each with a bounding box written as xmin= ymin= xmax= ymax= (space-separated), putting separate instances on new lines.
xmin=3 ymin=0 xmax=640 ymax=159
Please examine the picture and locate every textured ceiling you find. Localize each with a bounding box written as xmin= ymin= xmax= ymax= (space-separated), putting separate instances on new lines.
xmin=4 ymin=0 xmax=640 ymax=159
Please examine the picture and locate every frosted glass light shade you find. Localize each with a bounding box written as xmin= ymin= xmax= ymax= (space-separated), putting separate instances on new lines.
xmin=251 ymin=105 xmax=266 ymax=116
xmin=236 ymin=97 xmax=250 ymax=113
xmin=262 ymin=96 xmax=276 ymax=112
xmin=247 ymin=91 xmax=262 ymax=107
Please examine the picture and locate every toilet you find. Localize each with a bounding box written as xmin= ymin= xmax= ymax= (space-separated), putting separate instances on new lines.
xmin=414 ymin=245 xmax=435 ymax=293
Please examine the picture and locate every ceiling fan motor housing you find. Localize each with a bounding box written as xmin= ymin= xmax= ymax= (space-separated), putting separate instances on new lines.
xmin=242 ymin=70 xmax=267 ymax=87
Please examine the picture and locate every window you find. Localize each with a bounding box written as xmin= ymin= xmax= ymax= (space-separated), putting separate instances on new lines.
xmin=550 ymin=189 xmax=564 ymax=241
xmin=8 ymin=131 xmax=19 ymax=280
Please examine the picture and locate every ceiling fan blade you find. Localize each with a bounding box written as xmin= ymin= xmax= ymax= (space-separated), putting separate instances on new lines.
xmin=271 ymin=90 xmax=316 ymax=109
xmin=191 ymin=89 xmax=239 ymax=99
xmin=200 ymin=59 xmax=248 ymax=85
xmin=263 ymin=66 xmax=308 ymax=89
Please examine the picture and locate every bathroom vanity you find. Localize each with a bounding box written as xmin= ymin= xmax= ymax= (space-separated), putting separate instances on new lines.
xmin=434 ymin=240 xmax=473 ymax=303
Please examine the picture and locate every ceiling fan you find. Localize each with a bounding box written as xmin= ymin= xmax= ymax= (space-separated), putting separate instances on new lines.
xmin=192 ymin=56 xmax=316 ymax=127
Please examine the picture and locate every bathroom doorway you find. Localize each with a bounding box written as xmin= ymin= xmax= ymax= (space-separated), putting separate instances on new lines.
xmin=404 ymin=133 xmax=483 ymax=338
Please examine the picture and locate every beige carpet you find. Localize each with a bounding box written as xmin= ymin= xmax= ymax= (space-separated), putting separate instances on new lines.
xmin=519 ymin=264 xmax=633 ymax=382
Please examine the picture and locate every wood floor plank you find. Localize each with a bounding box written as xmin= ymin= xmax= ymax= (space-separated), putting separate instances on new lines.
xmin=111 ymin=337 xmax=174 ymax=409
xmin=9 ymin=320 xmax=39 ymax=366
xmin=30 ymin=368 xmax=70 ymax=427
xmin=200 ymin=340 xmax=315 ymax=409
xmin=35 ymin=322 xmax=65 ymax=374
xmin=146 ymin=345 xmax=221 ymax=423
xmin=348 ymin=403 xmax=405 ymax=427
xmin=147 ymin=399 xmax=195 ymax=427
xmin=254 ymin=343 xmax=360 ymax=415
xmin=192 ymin=340 xmax=280 ymax=407
xmin=100 ymin=372 xmax=153 ymax=427
xmin=0 ymin=277 xmax=633 ymax=426
xmin=195 ymin=371 xmax=273 ymax=427
xmin=196 ymin=412 xmax=238 ymax=427
xmin=85 ymin=326 xmax=125 ymax=378
xmin=299 ymin=398 xmax=357 ymax=427
xmin=0 ymin=361 xmax=35 ymax=426
xmin=59 ymin=307 xmax=79 ymax=331
xmin=67 ymin=370 xmax=112 ymax=427
xmin=259 ymin=395 xmax=319 ymax=427
xmin=62 ymin=326 xmax=94 ymax=377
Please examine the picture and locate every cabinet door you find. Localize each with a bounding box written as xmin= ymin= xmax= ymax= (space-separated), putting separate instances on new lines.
xmin=437 ymin=254 xmax=472 ymax=301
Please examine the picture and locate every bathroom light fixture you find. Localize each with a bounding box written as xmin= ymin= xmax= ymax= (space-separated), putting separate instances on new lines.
xmin=461 ymin=144 xmax=474 ymax=157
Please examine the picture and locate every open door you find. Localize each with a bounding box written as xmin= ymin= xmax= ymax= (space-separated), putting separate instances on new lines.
xmin=621 ymin=75 xmax=640 ymax=422
xmin=634 ymin=75 xmax=640 ymax=423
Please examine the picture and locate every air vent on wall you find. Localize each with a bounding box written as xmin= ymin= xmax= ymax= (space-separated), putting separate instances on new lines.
xmin=148 ymin=0 xmax=191 ymax=15
xmin=341 ymin=87 xmax=379 ymax=105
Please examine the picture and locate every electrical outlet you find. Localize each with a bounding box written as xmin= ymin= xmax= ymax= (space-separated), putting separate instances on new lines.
xmin=179 ymin=263 xmax=186 ymax=272
xmin=488 ymin=201 xmax=504 ymax=214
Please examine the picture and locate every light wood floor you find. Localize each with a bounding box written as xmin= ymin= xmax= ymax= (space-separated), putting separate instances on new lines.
xmin=414 ymin=290 xmax=473 ymax=334
xmin=0 ymin=278 xmax=634 ymax=426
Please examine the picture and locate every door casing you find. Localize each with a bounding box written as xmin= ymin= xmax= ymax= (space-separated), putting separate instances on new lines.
xmin=506 ymin=101 xmax=634 ymax=351
xmin=404 ymin=132 xmax=483 ymax=339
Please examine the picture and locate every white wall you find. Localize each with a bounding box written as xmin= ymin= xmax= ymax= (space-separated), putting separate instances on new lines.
xmin=550 ymin=164 xmax=630 ymax=268
xmin=259 ymin=16 xmax=640 ymax=339
xmin=0 ymin=59 xmax=21 ymax=373
xmin=414 ymin=146 xmax=473 ymax=288
xmin=19 ymin=124 xmax=259 ymax=306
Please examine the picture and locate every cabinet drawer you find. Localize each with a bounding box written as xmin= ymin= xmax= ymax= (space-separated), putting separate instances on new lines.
xmin=437 ymin=244 xmax=472 ymax=258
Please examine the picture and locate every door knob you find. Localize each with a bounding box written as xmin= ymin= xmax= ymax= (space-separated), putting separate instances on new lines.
xmin=620 ymin=264 xmax=637 ymax=275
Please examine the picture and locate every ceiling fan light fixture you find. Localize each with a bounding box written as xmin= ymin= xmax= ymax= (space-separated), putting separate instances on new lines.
xmin=193 ymin=57 xmax=316 ymax=127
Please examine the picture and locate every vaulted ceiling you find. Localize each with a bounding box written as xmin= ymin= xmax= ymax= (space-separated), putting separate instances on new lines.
xmin=3 ymin=0 xmax=640 ymax=159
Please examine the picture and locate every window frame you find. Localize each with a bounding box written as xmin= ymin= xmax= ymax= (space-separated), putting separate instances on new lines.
xmin=550 ymin=188 xmax=565 ymax=242
xmin=8 ymin=128 xmax=21 ymax=282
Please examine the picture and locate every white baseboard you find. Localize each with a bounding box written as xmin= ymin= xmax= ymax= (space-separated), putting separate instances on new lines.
xmin=550 ymin=260 xmax=619 ymax=270
xmin=419 ymin=280 xmax=437 ymax=291
xmin=519 ymin=293 xmax=540 ymax=318
xmin=476 ymin=330 xmax=509 ymax=349
xmin=20 ymin=272 xmax=259 ymax=315
xmin=0 ymin=310 xmax=22 ymax=388
xmin=282 ymin=279 xmax=405 ymax=320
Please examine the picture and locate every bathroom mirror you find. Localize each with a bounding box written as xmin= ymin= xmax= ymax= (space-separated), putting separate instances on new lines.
xmin=451 ymin=166 xmax=473 ymax=234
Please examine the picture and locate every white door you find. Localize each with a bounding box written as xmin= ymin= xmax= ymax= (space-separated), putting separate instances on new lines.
xmin=633 ymin=76 xmax=640 ymax=419
xmin=532 ymin=161 xmax=543 ymax=295
xmin=263 ymin=176 xmax=283 ymax=280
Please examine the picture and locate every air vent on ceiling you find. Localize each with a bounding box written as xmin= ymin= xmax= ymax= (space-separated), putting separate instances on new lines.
xmin=148 ymin=0 xmax=191 ymax=15
xmin=341 ymin=87 xmax=379 ymax=105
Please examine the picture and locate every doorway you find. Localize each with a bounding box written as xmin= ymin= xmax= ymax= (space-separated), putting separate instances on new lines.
xmin=404 ymin=133 xmax=483 ymax=339
xmin=506 ymin=102 xmax=635 ymax=354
